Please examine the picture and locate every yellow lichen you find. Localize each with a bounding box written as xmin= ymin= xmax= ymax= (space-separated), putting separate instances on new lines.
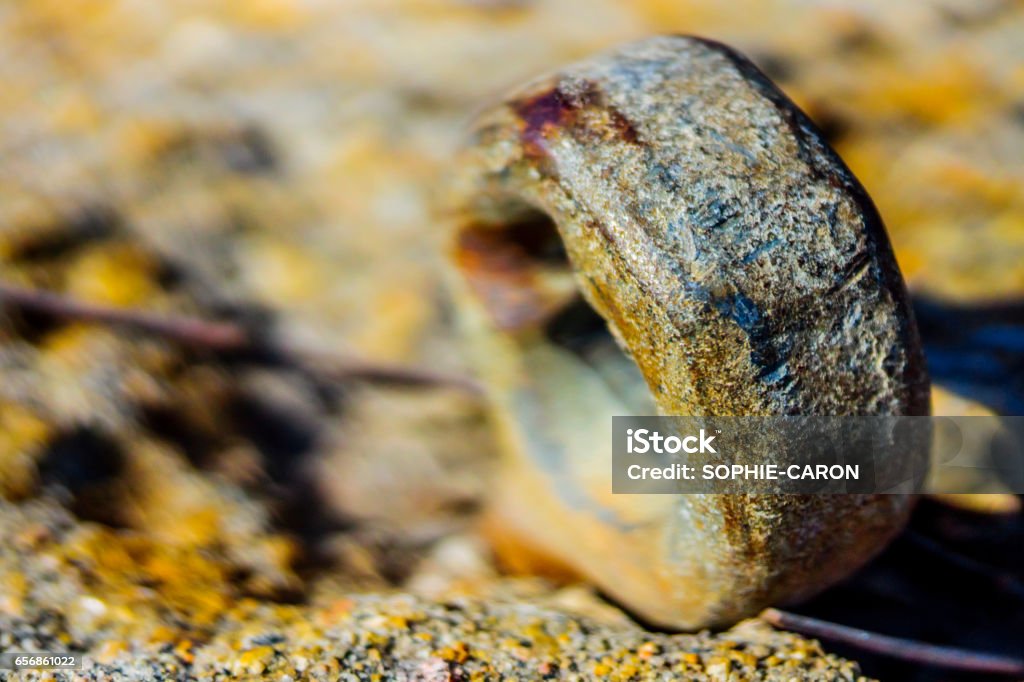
xmin=64 ymin=243 xmax=159 ymax=307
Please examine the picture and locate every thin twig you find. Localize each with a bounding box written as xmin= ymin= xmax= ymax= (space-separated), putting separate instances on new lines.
xmin=905 ymin=530 xmax=1024 ymax=601
xmin=0 ymin=282 xmax=483 ymax=395
xmin=299 ymin=349 xmax=485 ymax=394
xmin=0 ymin=282 xmax=248 ymax=350
xmin=761 ymin=608 xmax=1024 ymax=675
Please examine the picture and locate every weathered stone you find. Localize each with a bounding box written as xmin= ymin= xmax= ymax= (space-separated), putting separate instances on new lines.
xmin=452 ymin=36 xmax=929 ymax=629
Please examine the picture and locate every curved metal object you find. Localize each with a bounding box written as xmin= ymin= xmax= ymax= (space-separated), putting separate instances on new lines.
xmin=450 ymin=35 xmax=929 ymax=629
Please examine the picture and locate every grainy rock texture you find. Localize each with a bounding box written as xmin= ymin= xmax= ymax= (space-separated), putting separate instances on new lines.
xmin=0 ymin=500 xmax=867 ymax=681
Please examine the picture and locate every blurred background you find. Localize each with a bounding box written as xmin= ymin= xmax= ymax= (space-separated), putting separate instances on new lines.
xmin=0 ymin=1 xmax=1023 ymax=679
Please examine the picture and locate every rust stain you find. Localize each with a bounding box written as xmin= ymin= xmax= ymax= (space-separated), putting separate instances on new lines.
xmin=513 ymin=87 xmax=578 ymax=161
xmin=511 ymin=81 xmax=640 ymax=163
xmin=454 ymin=223 xmax=572 ymax=332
